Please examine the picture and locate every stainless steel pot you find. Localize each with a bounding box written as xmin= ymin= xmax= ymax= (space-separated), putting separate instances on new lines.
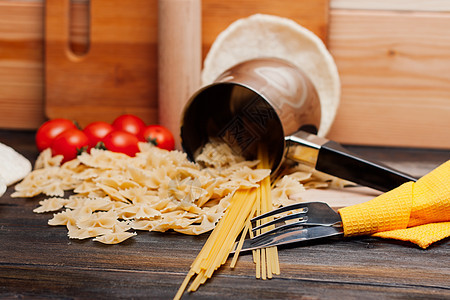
xmin=181 ymin=57 xmax=417 ymax=192
xmin=181 ymin=57 xmax=320 ymax=171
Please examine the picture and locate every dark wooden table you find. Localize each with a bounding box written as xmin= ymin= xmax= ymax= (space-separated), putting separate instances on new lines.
xmin=1 ymin=130 xmax=449 ymax=299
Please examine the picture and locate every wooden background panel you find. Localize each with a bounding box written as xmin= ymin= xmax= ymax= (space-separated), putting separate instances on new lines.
xmin=331 ymin=0 xmax=450 ymax=12
xmin=1 ymin=0 xmax=450 ymax=149
xmin=44 ymin=0 xmax=329 ymax=128
xmin=327 ymin=9 xmax=450 ymax=149
xmin=45 ymin=0 xmax=160 ymax=126
xmin=0 ymin=1 xmax=45 ymax=130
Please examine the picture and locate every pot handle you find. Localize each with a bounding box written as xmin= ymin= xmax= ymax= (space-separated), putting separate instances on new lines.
xmin=285 ymin=131 xmax=418 ymax=192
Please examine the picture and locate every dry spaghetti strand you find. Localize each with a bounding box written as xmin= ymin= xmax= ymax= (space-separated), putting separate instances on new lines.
xmin=174 ymin=188 xmax=257 ymax=299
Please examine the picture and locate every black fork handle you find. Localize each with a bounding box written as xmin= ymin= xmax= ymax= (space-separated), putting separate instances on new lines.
xmin=317 ymin=140 xmax=418 ymax=192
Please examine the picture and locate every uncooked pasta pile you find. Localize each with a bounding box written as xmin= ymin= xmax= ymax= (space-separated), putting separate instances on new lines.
xmin=13 ymin=142 xmax=347 ymax=244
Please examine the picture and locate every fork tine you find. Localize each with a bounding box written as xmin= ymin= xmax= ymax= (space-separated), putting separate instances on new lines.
xmin=236 ymin=225 xmax=344 ymax=252
xmin=251 ymin=221 xmax=313 ymax=241
xmin=251 ymin=202 xmax=342 ymax=238
xmin=251 ymin=202 xmax=310 ymax=225
xmin=251 ymin=212 xmax=307 ymax=232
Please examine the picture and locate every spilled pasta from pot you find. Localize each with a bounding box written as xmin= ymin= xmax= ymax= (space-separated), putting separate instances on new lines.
xmin=13 ymin=142 xmax=348 ymax=244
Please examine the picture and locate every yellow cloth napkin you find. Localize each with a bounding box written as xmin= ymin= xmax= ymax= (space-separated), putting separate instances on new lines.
xmin=338 ymin=160 xmax=450 ymax=249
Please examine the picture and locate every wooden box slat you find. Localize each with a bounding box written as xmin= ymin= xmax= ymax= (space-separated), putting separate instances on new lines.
xmin=327 ymin=10 xmax=450 ymax=149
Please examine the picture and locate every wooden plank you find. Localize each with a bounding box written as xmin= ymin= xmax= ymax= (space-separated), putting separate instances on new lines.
xmin=0 ymin=130 xmax=449 ymax=299
xmin=327 ymin=9 xmax=450 ymax=149
xmin=0 ymin=1 xmax=45 ymax=129
xmin=331 ymin=0 xmax=450 ymax=12
xmin=44 ymin=0 xmax=159 ymax=127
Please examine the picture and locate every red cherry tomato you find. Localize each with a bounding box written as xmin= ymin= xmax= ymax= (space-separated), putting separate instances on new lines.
xmin=102 ymin=130 xmax=140 ymax=157
xmin=50 ymin=128 xmax=89 ymax=163
xmin=142 ymin=125 xmax=175 ymax=151
xmin=112 ymin=114 xmax=146 ymax=140
xmin=36 ymin=118 xmax=77 ymax=151
xmin=83 ymin=121 xmax=114 ymax=149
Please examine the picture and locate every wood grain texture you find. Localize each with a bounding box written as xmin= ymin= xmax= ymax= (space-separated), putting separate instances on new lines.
xmin=44 ymin=0 xmax=328 ymax=128
xmin=331 ymin=0 xmax=450 ymax=12
xmin=1 ymin=0 xmax=450 ymax=149
xmin=327 ymin=9 xmax=450 ymax=149
xmin=158 ymin=0 xmax=202 ymax=149
xmin=45 ymin=0 xmax=159 ymax=126
xmin=0 ymin=1 xmax=45 ymax=129
xmin=0 ymin=130 xmax=449 ymax=299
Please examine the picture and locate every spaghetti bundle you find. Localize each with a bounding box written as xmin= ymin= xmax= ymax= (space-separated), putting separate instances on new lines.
xmin=251 ymin=147 xmax=280 ymax=279
xmin=174 ymin=188 xmax=257 ymax=299
xmin=174 ymin=147 xmax=279 ymax=299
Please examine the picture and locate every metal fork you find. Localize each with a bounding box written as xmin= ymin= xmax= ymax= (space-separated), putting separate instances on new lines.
xmin=251 ymin=202 xmax=342 ymax=235
xmin=233 ymin=202 xmax=344 ymax=252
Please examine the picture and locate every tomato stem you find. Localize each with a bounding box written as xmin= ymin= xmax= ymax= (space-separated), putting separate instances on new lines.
xmin=76 ymin=146 xmax=88 ymax=156
xmin=147 ymin=137 xmax=158 ymax=146
xmin=94 ymin=141 xmax=107 ymax=150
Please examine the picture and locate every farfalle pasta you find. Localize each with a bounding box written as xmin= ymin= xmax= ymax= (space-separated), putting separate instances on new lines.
xmin=195 ymin=141 xmax=245 ymax=168
xmin=13 ymin=141 xmax=341 ymax=244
